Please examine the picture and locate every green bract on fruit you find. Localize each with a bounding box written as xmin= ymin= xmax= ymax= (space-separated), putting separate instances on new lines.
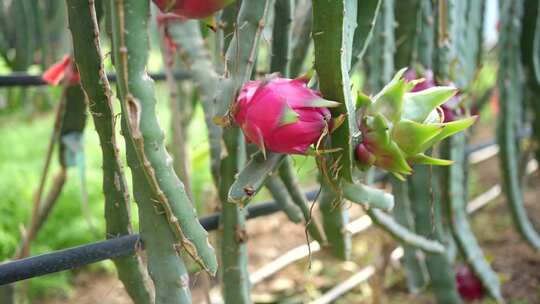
xmin=355 ymin=69 xmax=477 ymax=180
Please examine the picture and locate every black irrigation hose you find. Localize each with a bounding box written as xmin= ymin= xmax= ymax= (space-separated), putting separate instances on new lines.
xmin=0 ymin=134 xmax=527 ymax=285
xmin=0 ymin=71 xmax=191 ymax=87
xmin=0 ymin=194 xmax=314 ymax=285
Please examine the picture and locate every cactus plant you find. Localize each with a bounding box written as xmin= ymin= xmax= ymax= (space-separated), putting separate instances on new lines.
xmin=106 ymin=1 xmax=221 ymax=302
xmin=521 ymin=0 xmax=540 ymax=170
xmin=15 ymin=0 xmax=540 ymax=303
xmin=66 ymin=1 xmax=153 ymax=302
xmin=312 ymin=0 xmax=358 ymax=260
xmin=497 ymin=0 xmax=540 ymax=250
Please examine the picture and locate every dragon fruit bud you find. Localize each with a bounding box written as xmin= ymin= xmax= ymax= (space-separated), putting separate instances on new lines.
xmin=456 ymin=265 xmax=485 ymax=301
xmin=153 ymin=0 xmax=234 ymax=19
xmin=355 ymin=68 xmax=476 ymax=179
xmin=233 ymin=77 xmax=339 ymax=155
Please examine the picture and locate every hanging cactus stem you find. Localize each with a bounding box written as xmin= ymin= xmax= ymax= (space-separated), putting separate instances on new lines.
xmin=341 ymin=182 xmax=394 ymax=211
xmin=67 ymin=1 xmax=153 ymax=302
xmin=219 ymin=1 xmax=275 ymax=303
xmin=351 ymin=0 xmax=383 ymax=69
xmin=311 ymin=0 xmax=359 ymax=261
xmin=313 ymin=0 xmax=359 ymax=182
xmin=391 ymin=177 xmax=429 ymax=294
xmin=109 ymin=0 xmax=217 ymax=276
xmin=278 ymin=158 xmax=327 ymax=244
xmin=409 ymin=164 xmax=462 ymax=304
xmin=367 ymin=208 xmax=445 ymax=254
xmin=166 ymin=19 xmax=223 ymax=183
xmin=228 ymin=152 xmax=285 ymax=206
xmin=497 ymin=0 xmax=540 ymax=250
xmin=441 ymin=134 xmax=503 ymax=302
xmin=318 ymin=182 xmax=352 ymax=260
xmin=265 ymin=175 xmax=303 ymax=223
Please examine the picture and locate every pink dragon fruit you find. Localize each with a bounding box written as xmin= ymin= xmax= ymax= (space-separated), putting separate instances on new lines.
xmin=355 ymin=69 xmax=476 ymax=179
xmin=456 ymin=265 xmax=485 ymax=301
xmin=153 ymin=0 xmax=234 ymax=19
xmin=233 ymin=77 xmax=339 ymax=155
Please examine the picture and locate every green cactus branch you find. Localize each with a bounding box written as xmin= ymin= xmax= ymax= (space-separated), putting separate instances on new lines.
xmin=521 ymin=0 xmax=540 ymax=168
xmin=313 ymin=0 xmax=358 ymax=182
xmin=342 ymin=182 xmax=394 ymax=211
xmin=497 ymin=0 xmax=540 ymax=250
xmin=391 ymin=177 xmax=428 ymax=294
xmin=157 ymin=26 xmax=192 ymax=196
xmin=367 ymin=208 xmax=445 ymax=254
xmin=167 ymin=1 xmax=274 ymax=302
xmin=109 ymin=0 xmax=218 ymax=275
xmin=278 ymin=159 xmax=327 ymax=244
xmin=268 ymin=0 xmax=326 ymax=243
xmin=319 ymin=181 xmax=351 ymax=260
xmin=10 ymin=0 xmax=37 ymax=70
xmin=312 ymin=0 xmax=359 ymax=260
xmin=363 ymin=0 xmax=394 ymax=92
xmin=416 ymin=0 xmax=434 ymax=68
xmin=166 ymin=20 xmax=223 ymax=184
xmin=216 ymin=0 xmax=274 ymax=116
xmin=265 ymin=175 xmax=303 ymax=223
xmin=218 ymin=2 xmax=275 ymax=301
xmin=228 ymin=152 xmax=285 ymax=205
xmin=441 ymin=134 xmax=503 ymax=302
xmin=351 ymin=0 xmax=382 ymax=70
xmin=66 ymin=1 xmax=153 ymax=302
xmin=394 ymin=0 xmax=420 ymax=69
xmin=264 ymin=0 xmax=326 ymax=244
xmin=219 ymin=129 xmax=251 ymax=304
xmin=270 ymin=0 xmax=293 ymax=76
xmin=289 ymin=2 xmax=313 ymax=77
xmin=408 ymin=165 xmax=462 ymax=304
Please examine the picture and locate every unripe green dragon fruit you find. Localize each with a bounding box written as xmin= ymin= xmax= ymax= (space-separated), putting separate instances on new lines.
xmin=355 ymin=69 xmax=477 ymax=180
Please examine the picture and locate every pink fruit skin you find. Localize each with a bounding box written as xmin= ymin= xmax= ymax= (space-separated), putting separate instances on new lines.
xmin=153 ymin=0 xmax=233 ymax=19
xmin=456 ymin=265 xmax=485 ymax=301
xmin=234 ymin=78 xmax=331 ymax=155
